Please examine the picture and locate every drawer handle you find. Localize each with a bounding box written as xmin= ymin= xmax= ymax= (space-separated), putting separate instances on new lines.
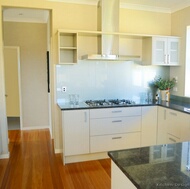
xmin=170 ymin=112 xmax=177 ymax=116
xmin=169 ymin=137 xmax=176 ymax=143
xmin=84 ymin=112 xmax=87 ymax=122
xmin=112 ymin=120 xmax=122 ymax=123
xmin=112 ymin=137 xmax=122 ymax=140
xmin=112 ymin=110 xmax=122 ymax=113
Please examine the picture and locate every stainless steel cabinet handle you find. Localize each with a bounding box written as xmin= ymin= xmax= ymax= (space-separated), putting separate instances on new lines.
xmin=164 ymin=109 xmax=166 ymax=120
xmin=84 ymin=112 xmax=87 ymax=122
xmin=164 ymin=54 xmax=167 ymax=64
xmin=112 ymin=137 xmax=122 ymax=140
xmin=112 ymin=120 xmax=122 ymax=123
xmin=112 ymin=110 xmax=122 ymax=113
xmin=168 ymin=54 xmax=170 ymax=64
xmin=170 ymin=112 xmax=177 ymax=116
xmin=169 ymin=137 xmax=176 ymax=143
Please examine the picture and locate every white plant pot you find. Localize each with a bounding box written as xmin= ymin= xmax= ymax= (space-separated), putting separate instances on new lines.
xmin=160 ymin=90 xmax=169 ymax=101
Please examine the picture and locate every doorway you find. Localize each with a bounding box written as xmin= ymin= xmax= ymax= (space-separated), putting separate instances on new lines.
xmin=4 ymin=46 xmax=22 ymax=130
xmin=3 ymin=8 xmax=52 ymax=133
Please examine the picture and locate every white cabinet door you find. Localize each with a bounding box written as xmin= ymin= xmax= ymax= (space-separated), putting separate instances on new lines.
xmin=157 ymin=107 xmax=190 ymax=145
xmin=62 ymin=110 xmax=89 ymax=156
xmin=141 ymin=106 xmax=157 ymax=147
xmin=153 ymin=37 xmax=179 ymax=66
xmin=152 ymin=37 xmax=168 ymax=65
xmin=167 ymin=38 xmax=179 ymax=65
xmin=157 ymin=107 xmax=167 ymax=145
xmin=142 ymin=36 xmax=180 ymax=66
xmin=167 ymin=110 xmax=181 ymax=139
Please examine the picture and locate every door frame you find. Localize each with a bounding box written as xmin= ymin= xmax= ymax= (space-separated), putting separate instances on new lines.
xmin=4 ymin=46 xmax=23 ymax=129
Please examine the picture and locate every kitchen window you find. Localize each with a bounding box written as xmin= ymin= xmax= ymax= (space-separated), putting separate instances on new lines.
xmin=185 ymin=26 xmax=190 ymax=96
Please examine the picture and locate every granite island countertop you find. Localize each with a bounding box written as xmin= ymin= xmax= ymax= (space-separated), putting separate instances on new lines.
xmin=108 ymin=142 xmax=190 ymax=189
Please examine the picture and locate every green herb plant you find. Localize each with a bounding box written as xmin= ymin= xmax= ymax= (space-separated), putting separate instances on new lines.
xmin=154 ymin=77 xmax=176 ymax=90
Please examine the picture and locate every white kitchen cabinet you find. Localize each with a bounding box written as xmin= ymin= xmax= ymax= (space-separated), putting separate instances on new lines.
xmin=157 ymin=107 xmax=168 ymax=145
xmin=167 ymin=109 xmax=190 ymax=141
xmin=58 ymin=30 xmax=78 ymax=64
xmin=142 ymin=36 xmax=179 ymax=66
xmin=62 ymin=110 xmax=89 ymax=156
xmin=157 ymin=107 xmax=190 ymax=145
xmin=149 ymin=144 xmax=176 ymax=163
xmin=91 ymin=133 xmax=141 ymax=153
xmin=111 ymin=161 xmax=137 ymax=189
xmin=141 ymin=106 xmax=157 ymax=147
xmin=90 ymin=107 xmax=141 ymax=153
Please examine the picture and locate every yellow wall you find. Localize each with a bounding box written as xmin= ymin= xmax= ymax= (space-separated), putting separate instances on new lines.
xmin=4 ymin=47 xmax=20 ymax=117
xmin=0 ymin=0 xmax=173 ymax=153
xmin=120 ymin=9 xmax=171 ymax=35
xmin=3 ymin=22 xmax=49 ymax=129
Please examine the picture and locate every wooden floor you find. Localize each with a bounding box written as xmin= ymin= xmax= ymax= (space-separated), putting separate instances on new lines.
xmin=0 ymin=129 xmax=111 ymax=189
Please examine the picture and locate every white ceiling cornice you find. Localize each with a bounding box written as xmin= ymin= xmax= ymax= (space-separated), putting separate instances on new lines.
xmin=47 ymin=0 xmax=190 ymax=13
xmin=120 ymin=3 xmax=171 ymax=13
xmin=47 ymin=0 xmax=98 ymax=5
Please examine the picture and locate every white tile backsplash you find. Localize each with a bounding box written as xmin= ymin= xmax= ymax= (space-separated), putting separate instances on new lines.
xmin=56 ymin=60 xmax=169 ymax=102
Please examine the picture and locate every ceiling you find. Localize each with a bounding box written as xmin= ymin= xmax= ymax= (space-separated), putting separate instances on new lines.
xmin=3 ymin=0 xmax=190 ymax=23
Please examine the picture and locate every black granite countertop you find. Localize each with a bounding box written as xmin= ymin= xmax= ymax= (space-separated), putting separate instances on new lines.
xmin=57 ymin=98 xmax=190 ymax=115
xmin=108 ymin=142 xmax=190 ymax=189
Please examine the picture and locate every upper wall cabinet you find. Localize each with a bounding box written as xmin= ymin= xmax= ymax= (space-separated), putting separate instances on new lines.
xmin=57 ymin=29 xmax=180 ymax=65
xmin=58 ymin=31 xmax=78 ymax=64
xmin=142 ymin=36 xmax=180 ymax=66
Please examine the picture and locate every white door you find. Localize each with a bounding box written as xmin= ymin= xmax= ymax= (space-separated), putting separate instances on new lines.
xmin=4 ymin=46 xmax=22 ymax=128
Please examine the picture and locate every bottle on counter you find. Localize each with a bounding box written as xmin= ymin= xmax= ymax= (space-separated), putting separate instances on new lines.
xmin=165 ymin=91 xmax=170 ymax=102
xmin=155 ymin=94 xmax=159 ymax=101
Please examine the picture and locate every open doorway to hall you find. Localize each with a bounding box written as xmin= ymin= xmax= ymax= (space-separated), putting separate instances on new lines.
xmin=2 ymin=8 xmax=52 ymax=132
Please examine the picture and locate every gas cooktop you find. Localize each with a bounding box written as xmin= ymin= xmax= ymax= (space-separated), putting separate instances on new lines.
xmin=85 ymin=99 xmax=135 ymax=107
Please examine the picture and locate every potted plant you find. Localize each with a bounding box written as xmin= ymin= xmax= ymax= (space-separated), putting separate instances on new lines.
xmin=154 ymin=77 xmax=176 ymax=101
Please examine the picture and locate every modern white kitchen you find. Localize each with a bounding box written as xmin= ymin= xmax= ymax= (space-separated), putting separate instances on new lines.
xmin=1 ymin=0 xmax=190 ymax=188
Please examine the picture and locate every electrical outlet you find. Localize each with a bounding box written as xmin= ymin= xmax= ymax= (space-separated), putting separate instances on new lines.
xmin=62 ymin=86 xmax=67 ymax=92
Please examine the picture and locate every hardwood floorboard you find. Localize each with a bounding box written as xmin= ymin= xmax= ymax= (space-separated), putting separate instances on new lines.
xmin=0 ymin=129 xmax=111 ymax=189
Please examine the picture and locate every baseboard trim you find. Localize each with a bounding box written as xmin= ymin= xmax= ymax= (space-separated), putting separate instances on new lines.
xmin=21 ymin=126 xmax=50 ymax=130
xmin=55 ymin=149 xmax=63 ymax=154
xmin=0 ymin=152 xmax=10 ymax=159
xmin=64 ymin=152 xmax=109 ymax=164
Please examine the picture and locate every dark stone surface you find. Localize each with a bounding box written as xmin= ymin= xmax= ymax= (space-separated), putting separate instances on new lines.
xmin=108 ymin=143 xmax=190 ymax=189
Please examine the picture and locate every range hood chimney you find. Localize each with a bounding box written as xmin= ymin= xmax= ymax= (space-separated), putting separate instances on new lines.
xmin=98 ymin=0 xmax=119 ymax=56
xmin=81 ymin=0 xmax=140 ymax=61
xmin=82 ymin=0 xmax=120 ymax=61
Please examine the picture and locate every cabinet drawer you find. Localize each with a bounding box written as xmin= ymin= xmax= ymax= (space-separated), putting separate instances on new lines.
xmin=167 ymin=110 xmax=181 ymax=139
xmin=90 ymin=132 xmax=141 ymax=153
xmin=90 ymin=116 xmax=141 ymax=136
xmin=90 ymin=107 xmax=141 ymax=119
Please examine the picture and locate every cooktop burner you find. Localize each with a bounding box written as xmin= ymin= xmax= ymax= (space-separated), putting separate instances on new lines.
xmin=85 ymin=99 xmax=135 ymax=107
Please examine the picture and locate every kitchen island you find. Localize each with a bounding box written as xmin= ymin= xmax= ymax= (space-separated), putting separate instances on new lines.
xmin=108 ymin=142 xmax=190 ymax=189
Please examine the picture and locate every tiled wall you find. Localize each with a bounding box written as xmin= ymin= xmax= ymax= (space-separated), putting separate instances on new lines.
xmin=56 ymin=60 xmax=169 ymax=103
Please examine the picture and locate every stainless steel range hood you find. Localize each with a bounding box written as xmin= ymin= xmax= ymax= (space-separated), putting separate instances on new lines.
xmin=81 ymin=0 xmax=140 ymax=61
